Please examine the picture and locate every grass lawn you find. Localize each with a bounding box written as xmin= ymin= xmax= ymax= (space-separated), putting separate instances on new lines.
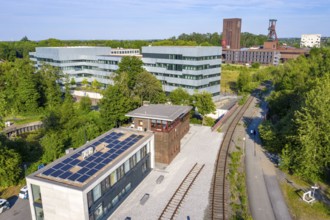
xmin=280 ymin=181 xmax=330 ymax=220
xmin=221 ymin=70 xmax=240 ymax=94
xmin=0 ymin=185 xmax=23 ymax=199
xmin=4 ymin=113 xmax=44 ymax=125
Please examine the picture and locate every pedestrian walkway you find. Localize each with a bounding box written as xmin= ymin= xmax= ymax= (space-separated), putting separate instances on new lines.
xmin=110 ymin=125 xmax=223 ymax=220
xmin=245 ymin=97 xmax=292 ymax=220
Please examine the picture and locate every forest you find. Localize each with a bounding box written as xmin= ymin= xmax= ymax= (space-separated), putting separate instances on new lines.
xmin=259 ymin=48 xmax=330 ymax=182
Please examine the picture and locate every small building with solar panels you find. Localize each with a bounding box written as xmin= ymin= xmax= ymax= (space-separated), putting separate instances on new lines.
xmin=26 ymin=128 xmax=154 ymax=220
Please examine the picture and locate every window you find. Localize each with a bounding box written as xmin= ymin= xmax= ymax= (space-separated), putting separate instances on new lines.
xmin=94 ymin=203 xmax=103 ymax=220
xmin=110 ymin=171 xmax=117 ymax=186
xmin=136 ymin=151 xmax=141 ymax=163
xmin=142 ymin=161 xmax=148 ymax=173
xmin=124 ymin=160 xmax=130 ymax=173
xmin=31 ymin=184 xmax=42 ymax=204
xmin=125 ymin=183 xmax=132 ymax=192
xmin=92 ymin=184 xmax=101 ymax=202
xmin=116 ymin=165 xmax=125 ymax=180
xmin=112 ymin=196 xmax=119 ymax=206
xmin=138 ymin=120 xmax=143 ymax=126
xmin=130 ymin=154 xmax=137 ymax=168
xmin=87 ymin=191 xmax=93 ymax=208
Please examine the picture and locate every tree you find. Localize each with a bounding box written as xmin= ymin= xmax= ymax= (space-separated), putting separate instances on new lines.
xmin=70 ymin=78 xmax=76 ymax=86
xmin=81 ymin=78 xmax=89 ymax=88
xmin=192 ymin=91 xmax=216 ymax=125
xmin=41 ymin=131 xmax=65 ymax=163
xmin=116 ymin=56 xmax=144 ymax=90
xmin=237 ymin=70 xmax=252 ymax=93
xmin=169 ymin=87 xmax=191 ymax=105
xmin=79 ymin=96 xmax=92 ymax=113
xmin=293 ymin=77 xmax=330 ymax=180
xmin=0 ymin=142 xmax=22 ymax=187
xmin=134 ymin=71 xmax=166 ymax=104
xmin=91 ymin=79 xmax=101 ymax=90
xmin=99 ymin=85 xmax=135 ymax=130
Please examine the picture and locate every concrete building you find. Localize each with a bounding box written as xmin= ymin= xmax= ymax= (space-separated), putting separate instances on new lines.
xmin=29 ymin=47 xmax=140 ymax=87
xmin=223 ymin=48 xmax=281 ymax=65
xmin=26 ymin=128 xmax=154 ymax=220
xmin=142 ymin=46 xmax=222 ymax=98
xmin=222 ymin=18 xmax=242 ymax=49
xmin=126 ymin=104 xmax=192 ymax=164
xmin=300 ymin=34 xmax=321 ymax=48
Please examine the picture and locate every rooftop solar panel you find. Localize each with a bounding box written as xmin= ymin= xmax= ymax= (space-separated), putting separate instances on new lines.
xmin=38 ymin=130 xmax=147 ymax=186
xmin=77 ymin=175 xmax=89 ymax=183
xmin=67 ymin=173 xmax=81 ymax=181
xmin=42 ymin=168 xmax=56 ymax=176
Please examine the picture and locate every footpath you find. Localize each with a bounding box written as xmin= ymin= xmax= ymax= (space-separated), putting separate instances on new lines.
xmin=244 ymin=95 xmax=292 ymax=220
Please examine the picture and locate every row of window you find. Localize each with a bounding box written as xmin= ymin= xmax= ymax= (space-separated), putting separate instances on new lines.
xmin=152 ymin=72 xmax=220 ymax=80
xmin=168 ymin=54 xmax=221 ymax=60
xmin=165 ymin=80 xmax=220 ymax=90
xmin=87 ymin=145 xmax=149 ymax=207
xmin=91 ymin=182 xmax=132 ymax=220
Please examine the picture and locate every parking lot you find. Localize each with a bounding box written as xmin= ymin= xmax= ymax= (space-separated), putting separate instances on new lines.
xmin=0 ymin=196 xmax=32 ymax=220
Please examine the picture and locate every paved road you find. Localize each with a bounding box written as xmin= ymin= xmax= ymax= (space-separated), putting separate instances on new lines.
xmin=0 ymin=196 xmax=32 ymax=220
xmin=245 ymin=97 xmax=291 ymax=220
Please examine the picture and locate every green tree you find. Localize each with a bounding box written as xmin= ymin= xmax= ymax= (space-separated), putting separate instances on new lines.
xmin=100 ymin=85 xmax=135 ymax=130
xmin=41 ymin=131 xmax=66 ymax=163
xmin=116 ymin=56 xmax=144 ymax=90
xmin=81 ymin=78 xmax=89 ymax=88
xmin=91 ymin=79 xmax=101 ymax=90
xmin=169 ymin=87 xmax=191 ymax=105
xmin=134 ymin=71 xmax=166 ymax=104
xmin=0 ymin=143 xmax=22 ymax=187
xmin=192 ymin=91 xmax=216 ymax=125
xmin=79 ymin=96 xmax=92 ymax=113
xmin=237 ymin=70 xmax=252 ymax=93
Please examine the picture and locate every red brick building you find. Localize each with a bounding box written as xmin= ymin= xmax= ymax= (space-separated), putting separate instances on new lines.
xmin=126 ymin=104 xmax=192 ymax=164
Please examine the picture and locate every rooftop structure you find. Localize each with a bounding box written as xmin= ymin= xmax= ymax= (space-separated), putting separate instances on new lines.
xmin=126 ymin=104 xmax=192 ymax=164
xmin=300 ymin=34 xmax=321 ymax=48
xmin=222 ymin=18 xmax=242 ymax=49
xmin=126 ymin=104 xmax=192 ymax=121
xmin=26 ymin=128 xmax=154 ymax=220
xmin=142 ymin=46 xmax=222 ymax=99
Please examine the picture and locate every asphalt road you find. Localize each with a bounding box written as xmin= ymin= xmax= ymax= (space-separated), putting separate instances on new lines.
xmin=0 ymin=196 xmax=32 ymax=220
xmin=245 ymin=97 xmax=291 ymax=220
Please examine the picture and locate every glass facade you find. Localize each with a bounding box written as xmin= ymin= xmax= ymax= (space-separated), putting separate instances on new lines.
xmin=31 ymin=184 xmax=44 ymax=220
xmin=87 ymin=145 xmax=150 ymax=220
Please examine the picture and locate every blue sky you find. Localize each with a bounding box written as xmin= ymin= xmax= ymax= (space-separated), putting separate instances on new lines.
xmin=1 ymin=0 xmax=329 ymax=41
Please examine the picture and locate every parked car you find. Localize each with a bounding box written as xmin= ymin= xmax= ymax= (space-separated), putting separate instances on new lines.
xmin=0 ymin=199 xmax=10 ymax=214
xmin=19 ymin=186 xmax=29 ymax=200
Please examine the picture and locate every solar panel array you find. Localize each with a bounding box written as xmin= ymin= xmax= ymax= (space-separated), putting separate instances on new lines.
xmin=40 ymin=131 xmax=144 ymax=184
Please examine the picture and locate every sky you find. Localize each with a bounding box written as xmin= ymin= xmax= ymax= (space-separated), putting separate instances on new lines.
xmin=1 ymin=0 xmax=330 ymax=41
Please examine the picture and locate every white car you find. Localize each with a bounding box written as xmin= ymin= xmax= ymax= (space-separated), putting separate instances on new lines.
xmin=18 ymin=186 xmax=29 ymax=199
xmin=0 ymin=199 xmax=10 ymax=214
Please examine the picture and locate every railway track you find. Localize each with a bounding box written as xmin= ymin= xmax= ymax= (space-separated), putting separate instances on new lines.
xmin=211 ymin=95 xmax=254 ymax=220
xmin=159 ymin=163 xmax=205 ymax=220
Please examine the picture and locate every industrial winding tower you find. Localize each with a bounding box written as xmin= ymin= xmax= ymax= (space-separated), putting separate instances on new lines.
xmin=264 ymin=19 xmax=279 ymax=49
xmin=222 ymin=18 xmax=242 ymax=49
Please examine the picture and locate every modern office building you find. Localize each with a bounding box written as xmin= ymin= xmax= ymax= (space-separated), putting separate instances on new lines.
xmin=222 ymin=18 xmax=242 ymax=49
xmin=300 ymin=34 xmax=321 ymax=48
xmin=29 ymin=47 xmax=140 ymax=87
xmin=142 ymin=46 xmax=222 ymax=98
xmin=126 ymin=104 xmax=192 ymax=164
xmin=26 ymin=128 xmax=154 ymax=220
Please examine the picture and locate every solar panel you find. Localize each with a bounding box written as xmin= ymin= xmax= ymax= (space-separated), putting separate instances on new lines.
xmin=63 ymin=158 xmax=73 ymax=164
xmin=77 ymin=167 xmax=89 ymax=175
xmin=86 ymin=169 xmax=98 ymax=176
xmin=61 ymin=164 xmax=73 ymax=171
xmin=86 ymin=162 xmax=97 ymax=169
xmin=109 ymin=149 xmax=117 ymax=154
xmin=102 ymin=158 xmax=112 ymax=164
xmin=71 ymin=153 xmax=81 ymax=159
xmin=77 ymin=175 xmax=89 ymax=183
xmin=69 ymin=159 xmax=80 ymax=166
xmin=94 ymin=164 xmax=104 ymax=170
xmin=68 ymin=173 xmax=81 ymax=181
xmin=94 ymin=157 xmax=103 ymax=163
xmin=53 ymin=163 xmax=65 ymax=170
xmin=42 ymin=168 xmax=56 ymax=176
xmin=50 ymin=170 xmax=63 ymax=178
xmin=77 ymin=160 xmax=88 ymax=167
xmin=59 ymin=172 xmax=72 ymax=179
xmin=94 ymin=152 xmax=102 ymax=157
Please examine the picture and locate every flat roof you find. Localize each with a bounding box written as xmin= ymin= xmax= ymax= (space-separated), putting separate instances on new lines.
xmin=126 ymin=104 xmax=192 ymax=121
xmin=28 ymin=128 xmax=152 ymax=189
